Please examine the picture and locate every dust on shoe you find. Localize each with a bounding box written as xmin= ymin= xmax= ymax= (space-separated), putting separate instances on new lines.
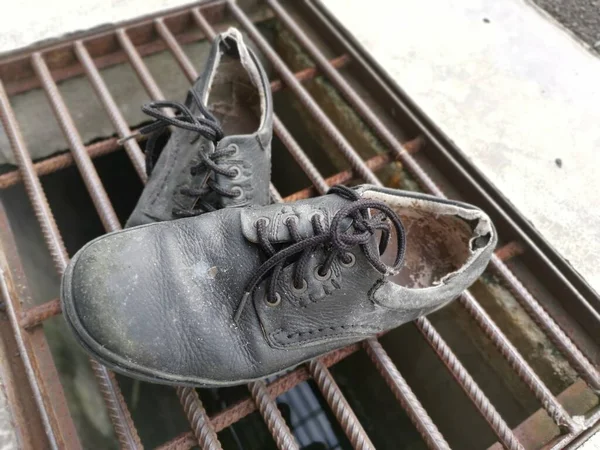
xmin=126 ymin=27 xmax=273 ymax=227
xmin=60 ymin=185 xmax=496 ymax=387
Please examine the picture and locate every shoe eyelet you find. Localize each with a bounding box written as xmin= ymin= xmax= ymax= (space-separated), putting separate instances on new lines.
xmin=285 ymin=215 xmax=299 ymax=226
xmin=340 ymin=252 xmax=356 ymax=268
xmin=230 ymin=166 xmax=241 ymax=180
xmin=311 ymin=211 xmax=325 ymax=222
xmin=256 ymin=217 xmax=270 ymax=228
xmin=314 ymin=266 xmax=331 ymax=281
xmin=292 ymin=279 xmax=307 ymax=294
xmin=228 ymin=144 xmax=239 ymax=155
xmin=266 ymin=293 xmax=281 ymax=307
xmin=231 ymin=186 xmax=244 ymax=199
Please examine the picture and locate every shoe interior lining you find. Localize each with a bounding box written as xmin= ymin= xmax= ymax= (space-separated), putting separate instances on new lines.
xmin=364 ymin=191 xmax=493 ymax=289
xmin=206 ymin=35 xmax=264 ymax=136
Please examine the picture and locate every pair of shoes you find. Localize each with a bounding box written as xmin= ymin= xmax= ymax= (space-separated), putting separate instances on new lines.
xmin=61 ymin=28 xmax=497 ymax=387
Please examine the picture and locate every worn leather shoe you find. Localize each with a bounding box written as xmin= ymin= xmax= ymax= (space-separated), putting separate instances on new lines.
xmin=61 ymin=185 xmax=496 ymax=387
xmin=126 ymin=27 xmax=273 ymax=227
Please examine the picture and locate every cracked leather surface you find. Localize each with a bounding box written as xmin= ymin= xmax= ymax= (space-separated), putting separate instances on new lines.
xmin=62 ymin=187 xmax=497 ymax=385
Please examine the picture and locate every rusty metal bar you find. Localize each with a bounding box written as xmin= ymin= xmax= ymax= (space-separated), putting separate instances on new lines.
xmin=364 ymin=339 xmax=451 ymax=450
xmin=270 ymin=54 xmax=350 ymax=92
xmin=176 ymin=387 xmax=223 ymax=450
xmin=308 ymin=359 xmax=375 ymax=450
xmin=458 ymin=290 xmax=579 ymax=432
xmin=494 ymin=241 xmax=525 ymax=261
xmin=279 ymin=125 xmax=521 ymax=448
xmin=116 ymin=28 xmax=166 ymax=101
xmin=0 ymin=134 xmax=129 ymax=190
xmin=259 ymin=114 xmax=451 ymax=449
xmin=249 ymin=381 xmax=300 ymax=450
xmin=271 ymin=0 xmax=595 ymax=429
xmin=414 ymin=317 xmax=524 ymax=450
xmin=30 ymin=52 xmax=143 ymax=449
xmin=154 ymin=18 xmax=200 ymax=82
xmin=21 ymin=298 xmax=61 ymax=330
xmin=0 ymin=82 xmax=74 ymax=448
xmin=73 ymin=40 xmax=147 ymax=182
xmin=0 ymin=78 xmax=141 ymax=449
xmin=227 ymin=0 xmax=380 ymax=186
xmin=299 ymin=0 xmax=600 ymax=394
xmin=31 ymin=52 xmax=121 ymax=231
xmin=489 ymin=255 xmax=600 ymax=392
xmin=0 ymin=56 xmax=347 ymax=192
xmin=0 ymin=269 xmax=61 ymax=450
xmin=156 ymin=344 xmax=361 ymax=450
xmin=0 ymin=83 xmax=69 ymax=273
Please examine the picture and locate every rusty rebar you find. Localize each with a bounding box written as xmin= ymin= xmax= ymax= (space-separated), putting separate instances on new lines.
xmin=116 ymin=28 xmax=166 ymax=101
xmin=248 ymin=381 xmax=300 ymax=450
xmin=0 ymin=78 xmax=142 ymax=449
xmin=0 ymin=82 xmax=69 ymax=273
xmin=490 ymin=255 xmax=600 ymax=392
xmin=364 ymin=339 xmax=451 ymax=450
xmin=280 ymin=0 xmax=600 ymax=418
xmin=267 ymin=110 xmax=518 ymax=447
xmin=156 ymin=345 xmax=362 ymax=450
xmin=227 ymin=1 xmax=381 ymax=186
xmin=271 ymin=54 xmax=350 ymax=93
xmin=494 ymin=241 xmax=525 ymax=261
xmin=415 ymin=317 xmax=524 ymax=449
xmin=176 ymin=387 xmax=222 ymax=450
xmin=21 ymin=298 xmax=61 ymax=329
xmin=74 ymin=40 xmax=147 ymax=182
xmin=32 ymin=52 xmax=121 ymax=232
xmin=457 ymin=291 xmax=579 ymax=432
xmin=0 ymin=135 xmax=129 ymax=190
xmin=280 ymin=0 xmax=600 ymax=424
xmin=308 ymin=359 xmax=375 ymax=450
xmin=154 ymin=18 xmax=200 ymax=82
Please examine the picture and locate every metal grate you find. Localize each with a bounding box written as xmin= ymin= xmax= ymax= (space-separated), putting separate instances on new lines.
xmin=0 ymin=0 xmax=599 ymax=449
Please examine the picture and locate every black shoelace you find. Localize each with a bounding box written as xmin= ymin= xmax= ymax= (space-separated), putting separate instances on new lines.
xmin=233 ymin=185 xmax=407 ymax=322
xmin=121 ymin=89 xmax=239 ymax=217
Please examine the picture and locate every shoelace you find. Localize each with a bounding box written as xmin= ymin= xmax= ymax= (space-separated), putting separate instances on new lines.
xmin=233 ymin=185 xmax=407 ymax=322
xmin=121 ymin=89 xmax=239 ymax=217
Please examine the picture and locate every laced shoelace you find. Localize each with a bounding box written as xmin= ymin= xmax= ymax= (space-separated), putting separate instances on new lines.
xmin=121 ymin=89 xmax=240 ymax=217
xmin=233 ymin=185 xmax=407 ymax=322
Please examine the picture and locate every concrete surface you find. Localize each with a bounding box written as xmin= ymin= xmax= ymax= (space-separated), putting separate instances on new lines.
xmin=321 ymin=0 xmax=600 ymax=296
xmin=0 ymin=0 xmax=197 ymax=54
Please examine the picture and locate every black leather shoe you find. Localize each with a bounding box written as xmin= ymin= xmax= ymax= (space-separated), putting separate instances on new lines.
xmin=61 ymin=185 xmax=496 ymax=387
xmin=126 ymin=27 xmax=273 ymax=227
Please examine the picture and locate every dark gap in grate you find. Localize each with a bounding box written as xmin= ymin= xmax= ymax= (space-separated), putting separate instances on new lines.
xmin=329 ymin=348 xmax=429 ymax=450
xmin=117 ymin=375 xmax=191 ymax=448
xmin=218 ymin=410 xmax=280 ymax=450
xmin=379 ymin=325 xmax=501 ymax=450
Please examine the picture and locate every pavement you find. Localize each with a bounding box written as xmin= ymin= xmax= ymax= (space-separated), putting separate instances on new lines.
xmin=532 ymin=0 xmax=600 ymax=50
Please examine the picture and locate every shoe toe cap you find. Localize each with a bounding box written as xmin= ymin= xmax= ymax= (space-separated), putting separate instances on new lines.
xmin=61 ymin=222 xmax=257 ymax=385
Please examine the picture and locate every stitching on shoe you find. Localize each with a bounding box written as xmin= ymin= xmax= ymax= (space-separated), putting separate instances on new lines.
xmin=270 ymin=324 xmax=375 ymax=347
